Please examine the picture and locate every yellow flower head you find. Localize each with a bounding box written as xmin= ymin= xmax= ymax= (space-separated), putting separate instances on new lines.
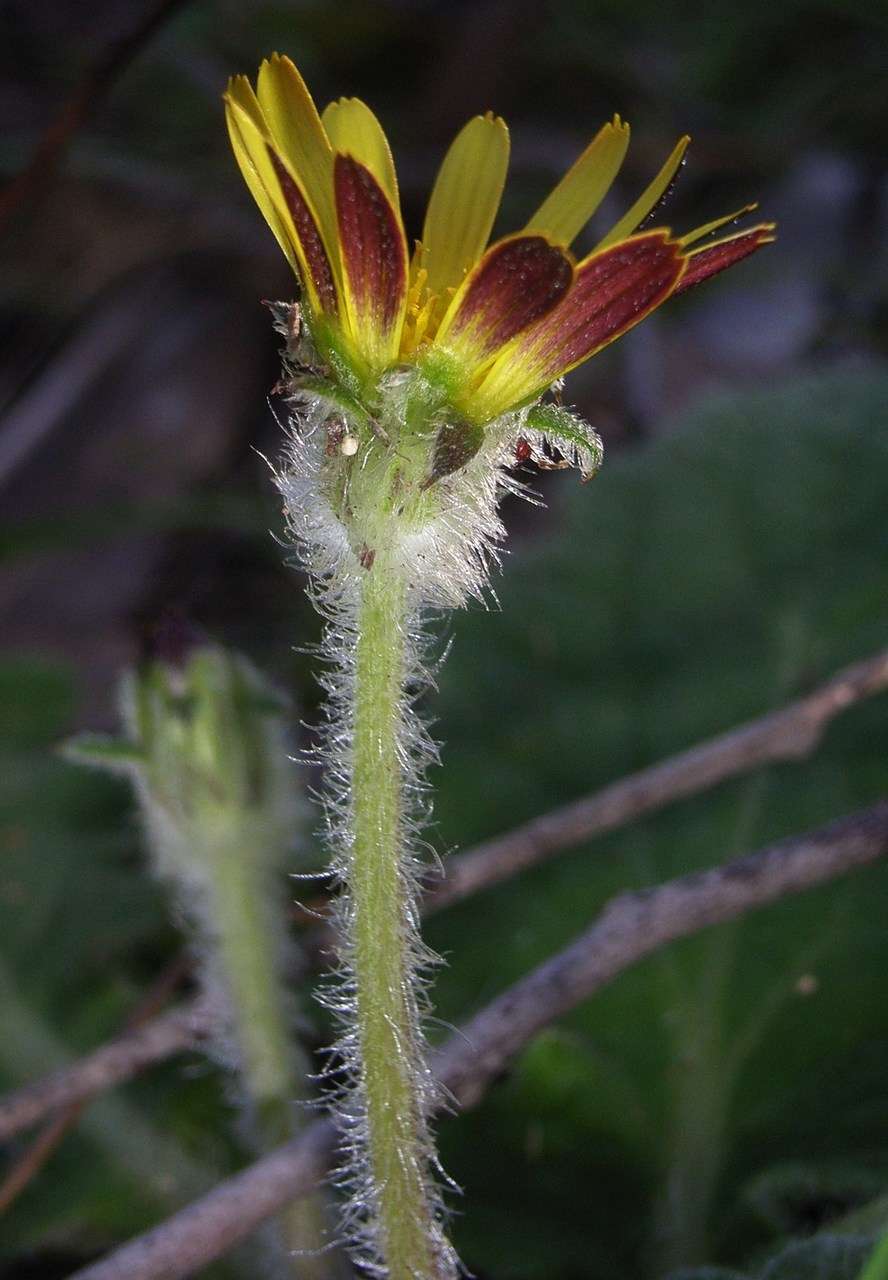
xmin=225 ymin=55 xmax=774 ymax=425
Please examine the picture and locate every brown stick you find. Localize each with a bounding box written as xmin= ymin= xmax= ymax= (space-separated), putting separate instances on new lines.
xmin=436 ymin=799 xmax=888 ymax=1108
xmin=0 ymin=953 xmax=191 ymax=1210
xmin=66 ymin=800 xmax=888 ymax=1280
xmin=1 ymin=650 xmax=886 ymax=1144
xmin=426 ymin=648 xmax=888 ymax=914
xmin=0 ymin=0 xmax=191 ymax=231
xmin=0 ymin=1001 xmax=210 ymax=1146
xmin=0 ymin=1104 xmax=88 ymax=1214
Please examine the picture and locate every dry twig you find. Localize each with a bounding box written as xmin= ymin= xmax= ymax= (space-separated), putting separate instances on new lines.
xmin=0 ymin=1105 xmax=88 ymax=1215
xmin=0 ymin=1001 xmax=209 ymax=1146
xmin=427 ymin=648 xmax=888 ymax=913
xmin=0 ymin=954 xmax=191 ymax=1210
xmin=67 ymin=800 xmax=888 ymax=1280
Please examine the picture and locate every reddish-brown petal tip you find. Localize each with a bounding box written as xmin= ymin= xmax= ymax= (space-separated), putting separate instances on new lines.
xmin=533 ymin=230 xmax=684 ymax=374
xmin=675 ymin=224 xmax=776 ymax=295
xmin=445 ymin=235 xmax=574 ymax=359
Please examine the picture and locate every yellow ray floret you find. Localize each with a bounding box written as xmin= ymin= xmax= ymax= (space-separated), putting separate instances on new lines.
xmin=679 ymin=203 xmax=758 ymax=248
xmin=596 ymin=134 xmax=690 ymax=249
xmin=322 ymin=97 xmax=400 ymax=211
xmin=418 ymin=114 xmax=510 ymax=324
xmin=524 ymin=115 xmax=630 ymax=246
xmin=225 ymin=89 xmax=299 ymax=277
xmin=225 ymin=92 xmax=338 ymax=316
xmin=255 ymin=55 xmax=338 ymax=263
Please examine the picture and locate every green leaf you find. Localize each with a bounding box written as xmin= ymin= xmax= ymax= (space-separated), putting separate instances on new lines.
xmin=60 ymin=733 xmax=145 ymax=771
xmin=671 ymin=1239 xmax=878 ymax=1280
xmin=739 ymin=1163 xmax=887 ymax=1239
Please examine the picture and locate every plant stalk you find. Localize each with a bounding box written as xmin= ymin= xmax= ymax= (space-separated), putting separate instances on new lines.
xmin=203 ymin=818 xmax=334 ymax=1277
xmin=349 ymin=558 xmax=444 ymax=1279
xmin=204 ymin=819 xmax=295 ymax=1116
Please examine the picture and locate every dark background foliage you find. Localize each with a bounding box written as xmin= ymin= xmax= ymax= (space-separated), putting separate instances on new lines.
xmin=1 ymin=2 xmax=887 ymax=1278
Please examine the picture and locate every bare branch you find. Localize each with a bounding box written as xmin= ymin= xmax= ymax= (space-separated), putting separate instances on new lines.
xmin=67 ymin=800 xmax=888 ymax=1280
xmin=436 ymin=799 xmax=888 ymax=1107
xmin=0 ymin=953 xmax=190 ymax=1206
xmin=66 ymin=1120 xmax=335 ymax=1280
xmin=0 ymin=1102 xmax=88 ymax=1213
xmin=0 ymin=1001 xmax=210 ymax=1145
xmin=426 ymin=649 xmax=888 ymax=913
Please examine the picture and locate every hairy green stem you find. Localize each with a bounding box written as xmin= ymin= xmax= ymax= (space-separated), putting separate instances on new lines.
xmin=203 ymin=819 xmax=333 ymax=1277
xmin=350 ymin=560 xmax=442 ymax=1279
xmin=205 ymin=820 xmax=295 ymax=1115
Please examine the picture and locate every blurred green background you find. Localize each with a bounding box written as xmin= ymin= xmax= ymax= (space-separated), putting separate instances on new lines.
xmin=1 ymin=1 xmax=887 ymax=1278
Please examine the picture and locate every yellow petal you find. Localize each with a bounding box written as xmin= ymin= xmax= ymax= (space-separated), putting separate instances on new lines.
xmin=255 ymin=54 xmax=337 ymax=256
xmin=226 ymin=96 xmax=337 ymax=316
xmin=596 ymin=134 xmax=690 ymax=249
xmin=322 ymin=97 xmax=399 ymax=210
xmin=420 ymin=113 xmax=510 ymax=305
xmin=524 ymin=115 xmax=630 ymax=246
xmin=225 ymin=93 xmax=299 ymax=276
xmin=227 ymin=73 xmax=270 ymax=134
xmin=679 ymin=202 xmax=757 ymax=248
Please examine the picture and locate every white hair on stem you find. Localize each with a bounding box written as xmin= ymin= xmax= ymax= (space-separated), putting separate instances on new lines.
xmin=273 ymin=340 xmax=536 ymax=1275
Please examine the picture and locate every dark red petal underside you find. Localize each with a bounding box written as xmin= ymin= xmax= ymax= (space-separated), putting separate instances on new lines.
xmin=448 ymin=236 xmax=574 ymax=356
xmin=268 ymin=150 xmax=338 ymax=313
xmin=674 ymin=227 xmax=774 ymax=295
xmin=334 ymin=154 xmax=407 ymax=335
xmin=531 ymin=232 xmax=684 ymax=372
